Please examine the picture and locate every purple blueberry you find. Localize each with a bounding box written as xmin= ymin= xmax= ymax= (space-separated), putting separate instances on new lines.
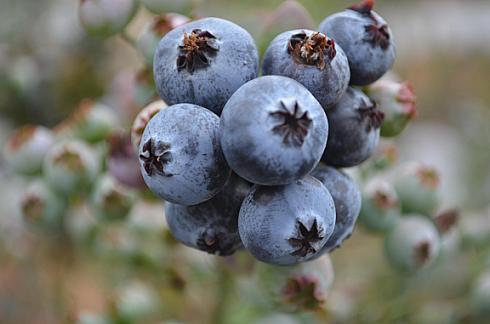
xmin=153 ymin=17 xmax=259 ymax=115
xmin=165 ymin=173 xmax=251 ymax=256
xmin=262 ymin=29 xmax=350 ymax=109
xmin=322 ymin=87 xmax=384 ymax=167
xmin=311 ymin=163 xmax=361 ymax=253
xmin=238 ymin=176 xmax=336 ymax=266
xmin=220 ymin=76 xmax=328 ymax=185
xmin=318 ymin=0 xmax=396 ymax=85
xmin=139 ymin=103 xmax=231 ymax=205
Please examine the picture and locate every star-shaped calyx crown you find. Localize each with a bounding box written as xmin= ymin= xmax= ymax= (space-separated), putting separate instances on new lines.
xmin=349 ymin=0 xmax=391 ymax=50
xmin=358 ymin=99 xmax=385 ymax=132
xmin=270 ymin=99 xmax=312 ymax=147
xmin=288 ymin=32 xmax=336 ymax=70
xmin=288 ymin=219 xmax=324 ymax=257
xmin=139 ymin=138 xmax=173 ymax=177
xmin=177 ymin=29 xmax=219 ymax=73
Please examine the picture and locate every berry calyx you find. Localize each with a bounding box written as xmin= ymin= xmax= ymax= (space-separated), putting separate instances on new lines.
xmin=139 ymin=139 xmax=173 ymax=177
xmin=21 ymin=196 xmax=45 ymax=222
xmin=416 ymin=167 xmax=440 ymax=189
xmin=270 ymin=99 xmax=312 ymax=147
xmin=349 ymin=0 xmax=375 ymax=14
xmin=414 ymin=241 xmax=431 ymax=268
xmin=7 ymin=125 xmax=36 ymax=151
xmin=359 ymin=101 xmax=385 ymax=131
xmin=283 ymin=275 xmax=325 ymax=310
xmin=397 ymin=82 xmax=417 ymax=119
xmin=434 ymin=209 xmax=460 ymax=234
xmin=195 ymin=229 xmax=236 ymax=256
xmin=53 ymin=149 xmax=84 ymax=172
xmin=288 ymin=32 xmax=336 ymax=70
xmin=373 ymin=190 xmax=398 ymax=210
xmin=288 ymin=219 xmax=324 ymax=257
xmin=177 ymin=29 xmax=219 ymax=72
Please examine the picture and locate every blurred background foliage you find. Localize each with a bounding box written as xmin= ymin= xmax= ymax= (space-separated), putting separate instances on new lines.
xmin=1 ymin=0 xmax=490 ymax=323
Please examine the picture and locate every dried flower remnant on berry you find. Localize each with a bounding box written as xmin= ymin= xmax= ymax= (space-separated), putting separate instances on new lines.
xmin=270 ymin=100 xmax=312 ymax=147
xmin=139 ymin=138 xmax=173 ymax=177
xmin=21 ymin=196 xmax=45 ymax=222
xmin=288 ymin=32 xmax=336 ymax=69
xmin=53 ymin=149 xmax=84 ymax=172
xmin=417 ymin=167 xmax=440 ymax=189
xmin=7 ymin=125 xmax=37 ymax=151
xmin=283 ymin=275 xmax=325 ymax=310
xmin=414 ymin=241 xmax=431 ymax=267
xmin=177 ymin=29 xmax=219 ymax=72
xmin=288 ymin=219 xmax=324 ymax=257
xmin=349 ymin=0 xmax=391 ymax=50
xmin=196 ymin=229 xmax=235 ymax=256
xmin=373 ymin=190 xmax=398 ymax=209
xmin=397 ymin=82 xmax=418 ymax=119
xmin=359 ymin=101 xmax=385 ymax=131
xmin=435 ymin=209 xmax=460 ymax=234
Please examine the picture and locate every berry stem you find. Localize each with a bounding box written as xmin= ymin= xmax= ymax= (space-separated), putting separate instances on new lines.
xmin=211 ymin=260 xmax=234 ymax=324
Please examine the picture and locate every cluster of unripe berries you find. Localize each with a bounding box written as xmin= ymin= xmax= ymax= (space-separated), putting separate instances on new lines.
xmin=137 ymin=0 xmax=419 ymax=266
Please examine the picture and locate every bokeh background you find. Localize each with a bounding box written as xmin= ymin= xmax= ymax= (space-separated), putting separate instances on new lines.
xmin=1 ymin=0 xmax=490 ymax=323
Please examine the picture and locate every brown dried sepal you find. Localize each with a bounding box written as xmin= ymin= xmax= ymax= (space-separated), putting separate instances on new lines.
xmin=348 ymin=0 xmax=391 ymax=50
xmin=414 ymin=241 xmax=431 ymax=268
xmin=7 ymin=125 xmax=37 ymax=151
xmin=270 ymin=100 xmax=312 ymax=147
xmin=177 ymin=29 xmax=219 ymax=73
xmin=416 ymin=167 xmax=440 ymax=190
xmin=53 ymin=149 xmax=84 ymax=172
xmin=288 ymin=219 xmax=324 ymax=257
xmin=373 ymin=190 xmax=398 ymax=210
xmin=434 ymin=209 xmax=460 ymax=234
xmin=359 ymin=101 xmax=385 ymax=131
xmin=288 ymin=32 xmax=336 ymax=69
xmin=283 ymin=275 xmax=325 ymax=310
xmin=21 ymin=195 xmax=45 ymax=222
xmin=139 ymin=138 xmax=173 ymax=177
xmin=196 ymin=229 xmax=235 ymax=256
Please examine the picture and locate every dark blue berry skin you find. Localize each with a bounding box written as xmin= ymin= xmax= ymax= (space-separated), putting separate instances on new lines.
xmin=153 ymin=17 xmax=259 ymax=115
xmin=311 ymin=163 xmax=361 ymax=254
xmin=322 ymin=87 xmax=383 ymax=167
xmin=262 ymin=29 xmax=350 ymax=109
xmin=220 ymin=76 xmax=328 ymax=185
xmin=238 ymin=175 xmax=336 ymax=266
xmin=318 ymin=1 xmax=396 ymax=86
xmin=139 ymin=103 xmax=230 ymax=206
xmin=165 ymin=173 xmax=251 ymax=256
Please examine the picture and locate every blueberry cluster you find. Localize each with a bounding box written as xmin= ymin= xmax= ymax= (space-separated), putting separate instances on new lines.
xmin=140 ymin=0 xmax=399 ymax=265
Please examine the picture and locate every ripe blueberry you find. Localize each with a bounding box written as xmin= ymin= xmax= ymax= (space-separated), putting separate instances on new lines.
xmin=384 ymin=215 xmax=440 ymax=273
xmin=220 ymin=76 xmax=328 ymax=185
xmin=238 ymin=176 xmax=336 ymax=266
xmin=262 ymin=29 xmax=350 ymax=109
xmin=311 ymin=163 xmax=361 ymax=253
xmin=367 ymin=80 xmax=417 ymax=137
xmin=4 ymin=125 xmax=55 ymax=176
xmin=165 ymin=173 xmax=251 ymax=256
xmin=154 ymin=17 xmax=259 ymax=115
xmin=322 ymin=87 xmax=384 ymax=167
xmin=394 ymin=163 xmax=440 ymax=216
xmin=359 ymin=178 xmax=401 ymax=232
xmin=139 ymin=103 xmax=230 ymax=205
xmin=318 ymin=0 xmax=396 ymax=85
xmin=79 ymin=0 xmax=138 ymax=38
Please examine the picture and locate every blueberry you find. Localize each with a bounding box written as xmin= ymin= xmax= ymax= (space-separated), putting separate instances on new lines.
xmin=4 ymin=125 xmax=55 ymax=176
xmin=139 ymin=103 xmax=230 ymax=205
xmin=394 ymin=163 xmax=440 ymax=216
xmin=359 ymin=178 xmax=400 ymax=232
xmin=220 ymin=76 xmax=328 ymax=185
xmin=153 ymin=17 xmax=259 ymax=115
xmin=322 ymin=87 xmax=383 ymax=167
xmin=311 ymin=163 xmax=361 ymax=253
xmin=384 ymin=215 xmax=440 ymax=273
xmin=238 ymin=176 xmax=336 ymax=265
xmin=262 ymin=29 xmax=350 ymax=109
xmin=318 ymin=0 xmax=396 ymax=85
xmin=79 ymin=0 xmax=138 ymax=38
xmin=165 ymin=173 xmax=250 ymax=256
xmin=367 ymin=80 xmax=417 ymax=137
